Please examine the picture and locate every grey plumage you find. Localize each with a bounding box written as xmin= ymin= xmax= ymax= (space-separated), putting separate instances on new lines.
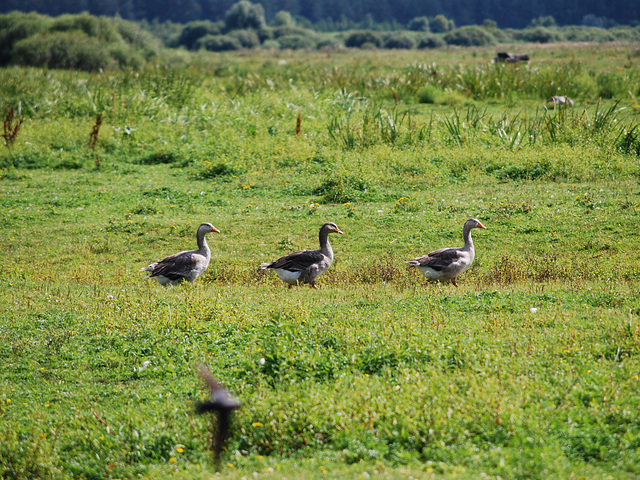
xmin=407 ymin=218 xmax=486 ymax=287
xmin=142 ymin=222 xmax=219 ymax=286
xmin=260 ymin=222 xmax=343 ymax=288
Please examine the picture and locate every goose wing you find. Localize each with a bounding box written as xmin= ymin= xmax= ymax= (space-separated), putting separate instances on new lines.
xmin=266 ymin=249 xmax=325 ymax=272
xmin=410 ymin=247 xmax=463 ymax=271
xmin=148 ymin=250 xmax=199 ymax=281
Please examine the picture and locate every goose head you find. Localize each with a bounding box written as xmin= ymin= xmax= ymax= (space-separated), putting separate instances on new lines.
xmin=466 ymin=218 xmax=487 ymax=230
xmin=322 ymin=222 xmax=344 ymax=235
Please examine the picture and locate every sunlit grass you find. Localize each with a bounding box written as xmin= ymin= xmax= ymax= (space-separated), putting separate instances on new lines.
xmin=1 ymin=44 xmax=640 ymax=480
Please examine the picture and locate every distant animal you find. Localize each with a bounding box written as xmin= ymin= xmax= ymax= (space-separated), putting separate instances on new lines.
xmin=547 ymin=96 xmax=574 ymax=107
xmin=142 ymin=222 xmax=219 ymax=286
xmin=495 ymin=52 xmax=530 ymax=63
xmin=195 ymin=363 xmax=242 ymax=464
xmin=407 ymin=218 xmax=487 ymax=287
xmin=260 ymin=222 xmax=343 ymax=289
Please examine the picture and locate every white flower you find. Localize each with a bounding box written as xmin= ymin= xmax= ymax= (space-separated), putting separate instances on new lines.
xmin=530 ymin=307 xmax=538 ymax=314
xmin=259 ymin=358 xmax=266 ymax=366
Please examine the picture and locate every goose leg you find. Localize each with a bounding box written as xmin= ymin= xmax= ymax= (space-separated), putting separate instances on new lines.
xmin=452 ymin=279 xmax=459 ymax=287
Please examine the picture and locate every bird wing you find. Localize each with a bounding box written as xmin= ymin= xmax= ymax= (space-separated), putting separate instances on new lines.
xmin=266 ymin=249 xmax=325 ymax=272
xmin=410 ymin=248 xmax=463 ymax=271
xmin=149 ymin=250 xmax=198 ymax=280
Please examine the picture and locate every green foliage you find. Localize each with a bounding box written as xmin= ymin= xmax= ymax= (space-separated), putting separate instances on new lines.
xmin=443 ymin=25 xmax=497 ymax=46
xmin=224 ymin=0 xmax=266 ymax=31
xmin=417 ymin=34 xmax=445 ymax=49
xmin=2 ymin=46 xmax=640 ymax=480
xmin=383 ymin=33 xmax=415 ymax=49
xmin=277 ymin=34 xmax=316 ymax=49
xmin=344 ymin=30 xmax=383 ymax=48
xmin=516 ymin=26 xmax=565 ymax=43
xmin=0 ymin=11 xmax=158 ymax=70
xmin=430 ymin=14 xmax=454 ymax=33
xmin=196 ymin=34 xmax=243 ymax=51
xmin=229 ymin=28 xmax=261 ymax=48
xmin=407 ymin=16 xmax=430 ymax=32
xmin=176 ymin=20 xmax=222 ymax=49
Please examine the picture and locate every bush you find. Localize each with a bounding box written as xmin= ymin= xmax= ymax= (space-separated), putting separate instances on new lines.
xmin=11 ymin=30 xmax=116 ymax=71
xmin=224 ymin=0 xmax=266 ymax=31
xmin=271 ymin=25 xmax=312 ymax=38
xmin=430 ymin=14 xmax=454 ymax=33
xmin=176 ymin=20 xmax=222 ymax=50
xmin=344 ymin=30 xmax=382 ymax=48
xmin=417 ymin=34 xmax=445 ymax=49
xmin=272 ymin=11 xmax=295 ymax=27
xmin=229 ymin=29 xmax=260 ymax=48
xmin=444 ymin=26 xmax=496 ymax=46
xmin=530 ymin=15 xmax=556 ymax=27
xmin=416 ymin=85 xmax=439 ymax=104
xmin=0 ymin=12 xmax=50 ymax=65
xmin=261 ymin=39 xmax=280 ymax=49
xmin=50 ymin=13 xmax=119 ymax=42
xmin=562 ymin=26 xmax=615 ymax=42
xmin=516 ymin=27 xmax=564 ymax=43
xmin=383 ymin=33 xmax=415 ymax=49
xmin=277 ymin=34 xmax=315 ymax=50
xmin=407 ymin=16 xmax=430 ymax=32
xmin=195 ymin=34 xmax=243 ymax=51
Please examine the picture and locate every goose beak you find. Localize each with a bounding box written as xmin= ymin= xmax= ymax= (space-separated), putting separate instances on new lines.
xmin=336 ymin=228 xmax=344 ymax=234
xmin=477 ymin=222 xmax=487 ymax=230
xmin=211 ymin=226 xmax=221 ymax=233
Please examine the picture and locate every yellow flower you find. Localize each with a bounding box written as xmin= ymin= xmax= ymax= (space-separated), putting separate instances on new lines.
xmin=252 ymin=422 xmax=264 ymax=427
xmin=169 ymin=457 xmax=176 ymax=463
xmin=176 ymin=447 xmax=184 ymax=453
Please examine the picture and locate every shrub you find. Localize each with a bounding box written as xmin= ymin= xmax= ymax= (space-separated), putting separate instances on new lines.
xmin=407 ymin=16 xmax=430 ymax=32
xmin=0 ymin=12 xmax=50 ymax=65
xmin=229 ymin=29 xmax=260 ymax=48
xmin=383 ymin=33 xmax=415 ymax=49
xmin=515 ymin=27 xmax=564 ymax=43
xmin=261 ymin=39 xmax=280 ymax=49
xmin=11 ymin=31 xmax=116 ymax=71
xmin=224 ymin=0 xmax=266 ymax=31
xmin=416 ymin=85 xmax=439 ymax=104
xmin=272 ymin=11 xmax=295 ymax=27
xmin=277 ymin=34 xmax=315 ymax=50
xmin=430 ymin=14 xmax=454 ymax=33
xmin=314 ymin=174 xmax=371 ymax=203
xmin=195 ymin=34 xmax=243 ymax=51
xmin=344 ymin=30 xmax=382 ymax=48
xmin=176 ymin=20 xmax=222 ymax=50
xmin=444 ymin=26 xmax=496 ymax=47
xmin=271 ymin=25 xmax=312 ymax=38
xmin=50 ymin=13 xmax=119 ymax=42
xmin=530 ymin=15 xmax=556 ymax=27
xmin=562 ymin=26 xmax=615 ymax=42
xmin=417 ymin=34 xmax=445 ymax=49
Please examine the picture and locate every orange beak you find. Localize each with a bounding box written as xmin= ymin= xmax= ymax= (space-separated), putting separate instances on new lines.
xmin=477 ymin=222 xmax=487 ymax=230
xmin=211 ymin=226 xmax=221 ymax=233
xmin=336 ymin=228 xmax=344 ymax=234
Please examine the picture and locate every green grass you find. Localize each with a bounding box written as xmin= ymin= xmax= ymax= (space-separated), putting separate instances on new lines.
xmin=1 ymin=46 xmax=640 ymax=480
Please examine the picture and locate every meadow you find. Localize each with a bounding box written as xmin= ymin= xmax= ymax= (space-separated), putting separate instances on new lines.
xmin=1 ymin=44 xmax=640 ymax=479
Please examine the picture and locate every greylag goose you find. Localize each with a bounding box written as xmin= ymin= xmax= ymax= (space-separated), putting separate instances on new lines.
xmin=260 ymin=222 xmax=343 ymax=288
xmin=195 ymin=363 xmax=241 ymax=464
xmin=406 ymin=218 xmax=486 ymax=287
xmin=142 ymin=222 xmax=219 ymax=286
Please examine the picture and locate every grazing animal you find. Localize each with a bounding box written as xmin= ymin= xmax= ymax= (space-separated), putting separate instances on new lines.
xmin=195 ymin=363 xmax=242 ymax=464
xmin=495 ymin=52 xmax=530 ymax=63
xmin=407 ymin=218 xmax=487 ymax=287
xmin=142 ymin=222 xmax=219 ymax=286
xmin=260 ymin=222 xmax=343 ymax=289
xmin=547 ymin=96 xmax=574 ymax=107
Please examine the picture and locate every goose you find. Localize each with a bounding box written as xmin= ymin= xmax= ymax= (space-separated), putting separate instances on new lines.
xmin=260 ymin=222 xmax=343 ymax=288
xmin=547 ymin=96 xmax=574 ymax=107
xmin=407 ymin=218 xmax=486 ymax=287
xmin=142 ymin=222 xmax=219 ymax=286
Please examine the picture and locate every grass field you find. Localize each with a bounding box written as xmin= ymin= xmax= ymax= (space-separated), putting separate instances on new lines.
xmin=1 ymin=44 xmax=640 ymax=480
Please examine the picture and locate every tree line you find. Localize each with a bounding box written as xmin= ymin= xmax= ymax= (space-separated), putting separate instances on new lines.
xmin=1 ymin=0 xmax=638 ymax=29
